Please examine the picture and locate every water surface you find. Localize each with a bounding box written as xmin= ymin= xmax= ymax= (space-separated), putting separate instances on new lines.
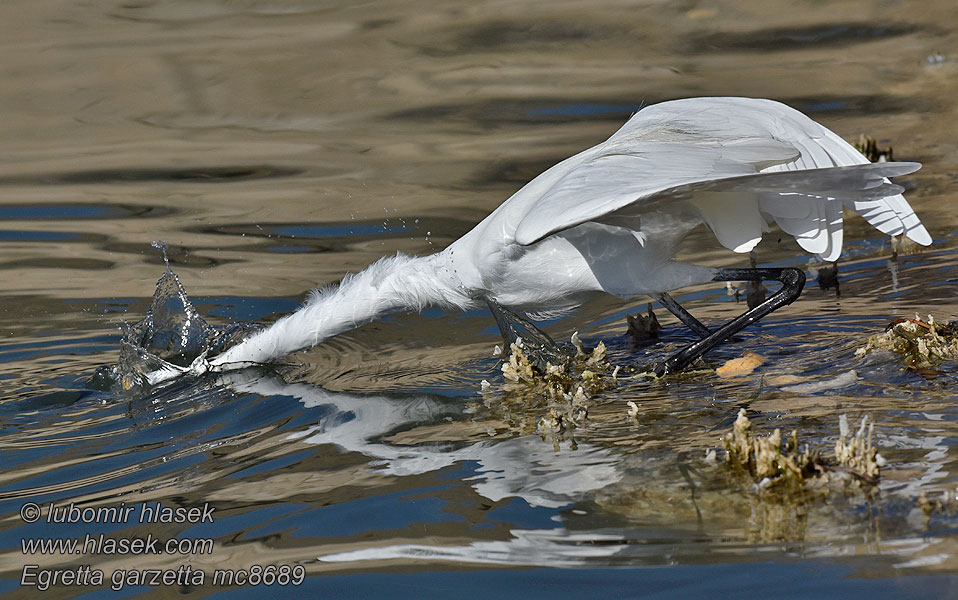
xmin=1 ymin=0 xmax=957 ymax=597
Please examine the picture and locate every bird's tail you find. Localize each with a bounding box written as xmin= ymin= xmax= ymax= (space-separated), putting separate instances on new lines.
xmin=688 ymin=161 xmax=928 ymax=261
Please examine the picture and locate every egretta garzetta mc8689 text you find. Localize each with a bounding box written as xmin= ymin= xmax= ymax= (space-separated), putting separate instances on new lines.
xmin=200 ymin=97 xmax=929 ymax=378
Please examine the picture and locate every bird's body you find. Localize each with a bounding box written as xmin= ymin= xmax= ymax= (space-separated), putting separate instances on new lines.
xmin=207 ymin=97 xmax=929 ymax=373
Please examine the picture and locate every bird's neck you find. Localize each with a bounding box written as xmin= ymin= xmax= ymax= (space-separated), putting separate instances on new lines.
xmin=209 ymin=251 xmax=473 ymax=369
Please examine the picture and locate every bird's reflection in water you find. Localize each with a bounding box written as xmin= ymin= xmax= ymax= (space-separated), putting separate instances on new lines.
xmin=210 ymin=370 xmax=634 ymax=566
xmin=217 ymin=370 xmax=622 ymax=510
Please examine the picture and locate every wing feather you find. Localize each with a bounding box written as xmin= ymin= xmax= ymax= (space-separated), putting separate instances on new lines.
xmin=511 ymin=97 xmax=929 ymax=260
xmin=513 ymin=138 xmax=800 ymax=246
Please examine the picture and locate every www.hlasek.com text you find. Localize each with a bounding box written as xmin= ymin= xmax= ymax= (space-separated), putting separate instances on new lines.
xmin=22 ymin=532 xmax=214 ymax=556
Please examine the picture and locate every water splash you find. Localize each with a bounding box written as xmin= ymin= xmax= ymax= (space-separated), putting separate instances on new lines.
xmin=127 ymin=242 xmax=211 ymax=365
xmin=90 ymin=242 xmax=261 ymax=390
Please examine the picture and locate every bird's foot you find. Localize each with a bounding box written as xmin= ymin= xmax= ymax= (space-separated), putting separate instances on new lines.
xmin=486 ymin=298 xmax=575 ymax=370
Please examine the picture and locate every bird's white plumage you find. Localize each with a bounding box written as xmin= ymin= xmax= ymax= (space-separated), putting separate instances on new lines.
xmin=508 ymin=97 xmax=929 ymax=258
xmin=203 ymin=97 xmax=929 ymax=373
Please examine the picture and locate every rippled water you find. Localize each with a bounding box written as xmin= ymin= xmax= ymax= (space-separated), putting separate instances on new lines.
xmin=1 ymin=1 xmax=957 ymax=597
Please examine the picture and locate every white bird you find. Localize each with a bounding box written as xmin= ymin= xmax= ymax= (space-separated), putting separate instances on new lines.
xmin=203 ymin=97 xmax=930 ymax=376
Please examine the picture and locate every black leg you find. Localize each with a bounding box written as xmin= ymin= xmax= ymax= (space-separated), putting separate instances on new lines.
xmin=657 ymin=292 xmax=711 ymax=338
xmin=745 ymin=250 xmax=768 ymax=309
xmin=486 ymin=298 xmax=573 ymax=370
xmin=650 ymin=267 xmax=806 ymax=376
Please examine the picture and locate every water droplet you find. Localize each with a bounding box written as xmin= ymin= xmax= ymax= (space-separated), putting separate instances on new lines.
xmin=151 ymin=240 xmax=171 ymax=269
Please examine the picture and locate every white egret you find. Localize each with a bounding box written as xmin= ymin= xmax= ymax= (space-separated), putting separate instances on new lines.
xmin=204 ymin=97 xmax=929 ymax=377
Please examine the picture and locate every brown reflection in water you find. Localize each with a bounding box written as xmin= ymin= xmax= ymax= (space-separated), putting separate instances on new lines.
xmin=0 ymin=0 xmax=955 ymax=303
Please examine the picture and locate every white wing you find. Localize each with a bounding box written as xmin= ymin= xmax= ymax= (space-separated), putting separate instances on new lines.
xmin=512 ymin=97 xmax=930 ymax=262
xmin=512 ymin=138 xmax=800 ymax=245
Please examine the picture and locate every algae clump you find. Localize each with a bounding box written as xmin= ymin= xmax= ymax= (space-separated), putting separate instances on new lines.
xmin=722 ymin=409 xmax=883 ymax=489
xmin=857 ymin=315 xmax=958 ymax=371
xmin=477 ymin=334 xmax=618 ymax=439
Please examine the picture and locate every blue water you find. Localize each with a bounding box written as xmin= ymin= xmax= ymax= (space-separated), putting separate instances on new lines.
xmin=1 ymin=242 xmax=956 ymax=598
